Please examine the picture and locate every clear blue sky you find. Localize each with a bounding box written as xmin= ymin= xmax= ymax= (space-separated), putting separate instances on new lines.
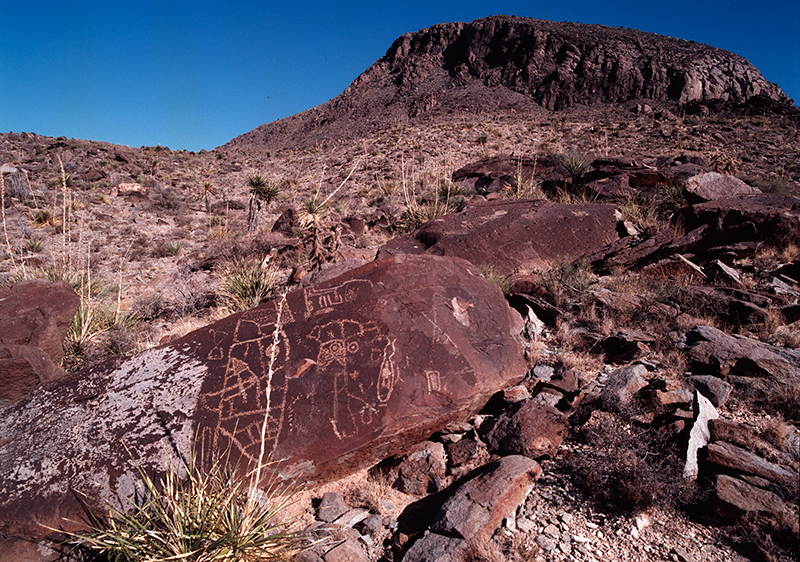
xmin=2 ymin=1 xmax=798 ymax=152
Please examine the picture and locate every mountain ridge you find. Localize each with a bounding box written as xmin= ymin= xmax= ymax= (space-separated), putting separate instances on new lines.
xmin=223 ymin=15 xmax=794 ymax=152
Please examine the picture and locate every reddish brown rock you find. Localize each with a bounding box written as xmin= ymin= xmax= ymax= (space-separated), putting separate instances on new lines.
xmin=0 ymin=254 xmax=526 ymax=542
xmin=706 ymin=441 xmax=798 ymax=491
xmin=482 ymin=401 xmax=568 ymax=459
xmin=714 ymin=475 xmax=789 ymax=520
xmin=683 ymin=325 xmax=800 ymax=379
xmin=431 ymin=455 xmax=541 ymax=539
xmin=396 ymin=441 xmax=447 ymax=495
xmin=0 ymin=345 xmax=65 ymax=404
xmin=403 ymin=455 xmax=541 ymax=561
xmin=379 ymin=199 xmax=620 ymax=275
xmin=452 ymin=155 xmax=539 ymax=195
xmin=0 ymin=279 xmax=79 ymax=365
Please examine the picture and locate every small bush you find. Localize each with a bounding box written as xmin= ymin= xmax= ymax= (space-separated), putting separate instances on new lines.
xmin=66 ymin=450 xmax=303 ymax=562
xmin=219 ymin=258 xmax=284 ymax=312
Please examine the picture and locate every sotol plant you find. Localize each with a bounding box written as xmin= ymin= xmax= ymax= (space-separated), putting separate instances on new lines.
xmin=246 ymin=173 xmax=280 ymax=233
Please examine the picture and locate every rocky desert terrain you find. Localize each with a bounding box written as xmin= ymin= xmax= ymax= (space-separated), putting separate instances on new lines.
xmin=1 ymin=15 xmax=798 ymax=562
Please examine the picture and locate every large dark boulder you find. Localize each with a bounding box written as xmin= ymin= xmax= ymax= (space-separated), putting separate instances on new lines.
xmin=0 ymin=254 xmax=526 ymax=543
xmin=379 ymin=199 xmax=620 ymax=275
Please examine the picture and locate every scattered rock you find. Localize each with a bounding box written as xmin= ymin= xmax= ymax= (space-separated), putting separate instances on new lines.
xmin=317 ymin=492 xmax=349 ymax=523
xmin=482 ymin=401 xmax=569 ymax=459
xmin=396 ymin=441 xmax=447 ymax=495
xmin=596 ymin=363 xmax=649 ymax=411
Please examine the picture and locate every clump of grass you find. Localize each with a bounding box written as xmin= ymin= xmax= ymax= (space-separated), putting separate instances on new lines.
xmin=478 ymin=264 xmax=512 ymax=295
xmin=538 ymin=259 xmax=595 ymax=306
xmin=31 ymin=208 xmax=55 ymax=226
xmin=219 ymin=258 xmax=284 ymax=312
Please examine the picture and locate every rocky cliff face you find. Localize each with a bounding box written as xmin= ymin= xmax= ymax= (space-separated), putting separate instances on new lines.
xmin=225 ymin=15 xmax=793 ymax=151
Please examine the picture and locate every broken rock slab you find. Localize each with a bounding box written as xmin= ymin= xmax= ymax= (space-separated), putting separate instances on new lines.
xmin=683 ymin=172 xmax=761 ymax=204
xmin=0 ymin=254 xmax=527 ymax=545
xmin=684 ymin=391 xmax=719 ymax=480
xmin=683 ymin=325 xmax=800 ymax=379
xmin=404 ymin=455 xmax=541 ymax=562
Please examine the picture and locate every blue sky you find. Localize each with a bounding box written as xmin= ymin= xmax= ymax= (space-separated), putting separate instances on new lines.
xmin=2 ymin=1 xmax=798 ymax=152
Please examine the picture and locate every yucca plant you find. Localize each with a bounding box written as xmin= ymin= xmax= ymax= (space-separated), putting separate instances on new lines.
xmin=67 ymin=451 xmax=303 ymax=562
xmin=219 ymin=257 xmax=282 ymax=312
xmin=246 ymin=173 xmax=280 ymax=233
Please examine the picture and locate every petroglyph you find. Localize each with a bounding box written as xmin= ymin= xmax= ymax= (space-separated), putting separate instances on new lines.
xmin=198 ymin=276 xmax=397 ymax=467
xmin=304 ymin=279 xmax=372 ymax=317
xmin=308 ymin=319 xmax=396 ymax=439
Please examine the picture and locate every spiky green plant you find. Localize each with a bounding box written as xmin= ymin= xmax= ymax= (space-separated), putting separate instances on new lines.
xmin=66 ymin=449 xmax=303 ymax=562
xmin=246 ymin=174 xmax=280 ymax=233
xmin=561 ymin=153 xmax=591 ymax=181
xmin=219 ymin=258 xmax=282 ymax=312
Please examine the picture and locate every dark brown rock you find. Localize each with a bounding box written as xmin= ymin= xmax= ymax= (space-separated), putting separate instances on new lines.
xmin=452 ymin=155 xmax=539 ymax=195
xmin=430 ymin=455 xmax=541 ymax=542
xmin=706 ymin=441 xmax=798 ymax=491
xmin=597 ymin=364 xmax=649 ymax=411
xmin=482 ymin=401 xmax=568 ymax=459
xmin=271 ymin=206 xmax=296 ymax=233
xmin=0 ymin=345 xmax=65 ymax=404
xmin=0 ymin=254 xmax=526 ymax=541
xmin=396 ymin=441 xmax=447 ymax=495
xmin=317 ymin=492 xmax=349 ymax=523
xmin=685 ymin=375 xmax=732 ymax=407
xmin=324 ymin=539 xmax=369 ymax=562
xmin=683 ymin=325 xmax=800 ymax=379
xmin=714 ymin=474 xmax=789 ymax=520
xmin=0 ymin=279 xmax=80 ymax=365
xmin=379 ymin=199 xmax=620 ymax=275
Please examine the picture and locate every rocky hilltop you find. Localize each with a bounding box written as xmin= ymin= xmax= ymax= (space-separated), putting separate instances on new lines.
xmin=225 ymin=15 xmax=794 ymax=151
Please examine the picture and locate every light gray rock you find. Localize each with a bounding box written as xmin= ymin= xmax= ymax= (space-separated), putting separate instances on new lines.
xmin=684 ymin=390 xmax=719 ymax=479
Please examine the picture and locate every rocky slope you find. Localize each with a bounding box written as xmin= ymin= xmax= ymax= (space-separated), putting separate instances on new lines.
xmin=0 ymin=15 xmax=799 ymax=562
xmin=225 ymin=15 xmax=794 ymax=152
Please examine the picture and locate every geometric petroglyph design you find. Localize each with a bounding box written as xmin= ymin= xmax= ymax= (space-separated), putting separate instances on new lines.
xmin=425 ymin=369 xmax=442 ymax=393
xmin=304 ymin=279 xmax=373 ymax=318
xmin=198 ymin=277 xmax=396 ymax=468
xmin=308 ymin=318 xmax=396 ymax=439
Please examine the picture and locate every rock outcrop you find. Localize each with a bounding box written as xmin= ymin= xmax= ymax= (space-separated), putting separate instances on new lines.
xmin=0 ymin=254 xmax=526 ymax=542
xmin=225 ymin=15 xmax=793 ymax=151
xmin=379 ymin=199 xmax=621 ymax=275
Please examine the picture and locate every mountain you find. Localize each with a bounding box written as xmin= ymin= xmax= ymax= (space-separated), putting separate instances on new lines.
xmin=223 ymin=15 xmax=794 ymax=152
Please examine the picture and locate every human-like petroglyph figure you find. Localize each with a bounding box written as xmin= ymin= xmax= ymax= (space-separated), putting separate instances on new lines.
xmin=307 ymin=319 xmax=396 ymax=439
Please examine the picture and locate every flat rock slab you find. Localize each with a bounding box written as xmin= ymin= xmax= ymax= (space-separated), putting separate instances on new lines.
xmin=379 ymin=199 xmax=620 ymax=275
xmin=683 ymin=172 xmax=761 ymax=204
xmin=0 ymin=254 xmax=526 ymax=540
xmin=684 ymin=325 xmax=800 ymax=379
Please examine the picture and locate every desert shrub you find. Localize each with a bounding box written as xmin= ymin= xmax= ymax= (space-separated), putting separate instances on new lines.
xmin=560 ymin=153 xmax=591 ymax=180
xmin=564 ymin=407 xmax=704 ymax=514
xmin=151 ymin=188 xmax=186 ymax=213
xmin=219 ymin=258 xmax=284 ymax=312
xmin=65 ymin=446 xmax=303 ymax=562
